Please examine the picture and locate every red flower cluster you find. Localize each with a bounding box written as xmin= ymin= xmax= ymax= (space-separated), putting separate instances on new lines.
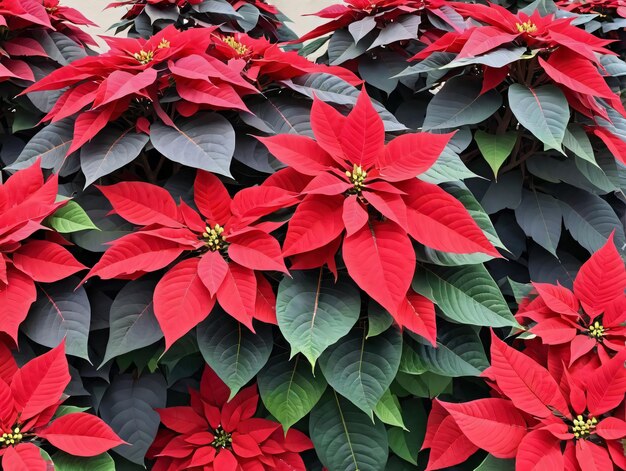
xmin=424 ymin=333 xmax=626 ymax=471
xmin=260 ymin=90 xmax=499 ymax=343
xmin=23 ymin=25 xmax=359 ymax=155
xmin=0 ymin=341 xmax=124 ymax=471
xmin=0 ymin=162 xmax=86 ymax=343
xmin=557 ymin=0 xmax=626 ymax=19
xmin=148 ymin=366 xmax=313 ymax=471
xmin=0 ymin=0 xmax=94 ymax=82
xmin=84 ymin=171 xmax=295 ymax=349
xmin=517 ymin=235 xmax=626 ymax=365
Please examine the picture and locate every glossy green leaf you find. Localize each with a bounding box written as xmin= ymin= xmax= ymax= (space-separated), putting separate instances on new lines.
xmin=412 ymin=264 xmax=519 ymax=328
xmin=47 ymin=201 xmax=98 ymax=233
xmin=257 ymin=353 xmax=327 ymax=432
xmin=197 ymin=308 xmax=273 ymax=399
xmin=367 ymin=302 xmax=394 ymax=338
xmin=515 ymin=190 xmax=562 ymax=256
xmin=475 ymin=455 xmax=516 ymax=471
xmin=52 ymin=452 xmax=115 ymax=471
xmin=276 ymin=271 xmax=361 ymax=367
xmin=474 ymin=130 xmax=517 ymax=177
xmin=374 ymin=390 xmax=406 ymax=429
xmin=387 ymin=398 xmax=427 ymax=465
xmin=319 ymin=327 xmax=402 ymax=415
xmin=563 ymin=124 xmax=596 ymax=165
xmin=509 ymin=84 xmax=569 ymax=151
xmin=310 ymin=391 xmax=389 ymax=471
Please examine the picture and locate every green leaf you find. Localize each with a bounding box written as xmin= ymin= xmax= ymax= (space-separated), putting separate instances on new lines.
xmin=81 ymin=125 xmax=150 ymax=187
xmin=367 ymin=302 xmax=394 ymax=338
xmin=276 ymin=270 xmax=361 ymax=367
xmin=197 ymin=308 xmax=273 ymax=399
xmin=420 ymin=147 xmax=479 ymax=184
xmin=508 ymin=84 xmax=569 ymax=151
xmin=475 ymin=454 xmax=516 ymax=471
xmin=563 ymin=124 xmax=596 ymax=166
xmin=52 ymin=452 xmax=115 ymax=471
xmin=54 ymin=405 xmax=90 ymax=418
xmin=414 ymin=323 xmax=489 ymax=377
xmin=8 ymin=118 xmax=74 ymax=172
xmin=387 ymin=398 xmax=427 ymax=465
xmin=102 ymin=278 xmax=163 ymax=366
xmin=474 ymin=130 xmax=517 ymax=178
xmin=374 ymin=390 xmax=406 ymax=429
xmin=319 ymin=327 xmax=402 ymax=416
xmin=47 ymin=201 xmax=99 ymax=233
xmin=310 ymin=391 xmax=389 ymax=471
xmin=150 ymin=112 xmax=235 ymax=177
xmin=394 ymin=372 xmax=452 ymax=398
xmin=399 ymin=336 xmax=428 ymax=375
xmin=412 ymin=264 xmax=519 ymax=328
xmin=423 ymin=77 xmax=502 ymax=131
xmin=257 ymin=353 xmax=327 ymax=432
xmin=514 ymin=189 xmax=562 ymax=256
xmin=22 ymin=278 xmax=91 ymax=360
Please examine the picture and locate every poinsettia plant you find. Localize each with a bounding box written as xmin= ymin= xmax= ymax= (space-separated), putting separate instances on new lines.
xmin=0 ymin=341 xmax=124 ymax=470
xmin=148 ymin=366 xmax=313 ymax=470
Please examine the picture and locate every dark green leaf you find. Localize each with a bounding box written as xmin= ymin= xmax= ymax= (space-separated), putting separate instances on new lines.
xmin=8 ymin=119 xmax=74 ymax=171
xmin=52 ymin=452 xmax=115 ymax=471
xmin=367 ymin=302 xmax=394 ymax=338
xmin=514 ymin=190 xmax=562 ymax=256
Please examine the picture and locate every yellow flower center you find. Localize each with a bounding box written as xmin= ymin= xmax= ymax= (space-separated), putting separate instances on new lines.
xmin=571 ymin=415 xmax=597 ymax=440
xmin=133 ymin=49 xmax=154 ymax=65
xmin=210 ymin=426 xmax=232 ymax=449
xmin=222 ymin=36 xmax=249 ymax=55
xmin=202 ymin=224 xmax=228 ymax=252
xmin=158 ymin=39 xmax=170 ymax=49
xmin=516 ymin=21 xmax=538 ymax=33
xmin=588 ymin=321 xmax=606 ymax=339
xmin=0 ymin=427 xmax=23 ymax=447
xmin=346 ymin=164 xmax=368 ymax=194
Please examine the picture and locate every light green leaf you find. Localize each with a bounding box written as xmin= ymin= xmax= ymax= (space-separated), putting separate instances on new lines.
xmin=564 ymin=124 xmax=596 ymax=166
xmin=508 ymin=84 xmax=569 ymax=151
xmin=412 ymin=264 xmax=519 ymax=328
xmin=257 ymin=353 xmax=327 ymax=432
xmin=319 ymin=327 xmax=402 ymax=416
xmin=47 ymin=201 xmax=98 ymax=233
xmin=310 ymin=391 xmax=389 ymax=471
xmin=474 ymin=130 xmax=517 ymax=178
xmin=197 ymin=308 xmax=273 ymax=399
xmin=374 ymin=390 xmax=406 ymax=429
xmin=276 ymin=271 xmax=361 ymax=367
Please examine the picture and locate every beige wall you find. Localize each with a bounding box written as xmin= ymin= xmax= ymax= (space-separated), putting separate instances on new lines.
xmin=63 ymin=0 xmax=336 ymax=39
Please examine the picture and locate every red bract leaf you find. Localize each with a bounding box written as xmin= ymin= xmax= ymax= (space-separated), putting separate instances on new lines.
xmin=607 ymin=440 xmax=626 ymax=470
xmin=395 ymin=290 xmax=437 ymax=346
xmin=593 ymin=127 xmax=626 ymax=166
xmin=282 ymin=195 xmax=345 ymax=257
xmin=401 ymin=179 xmax=499 ymax=257
xmin=0 ymin=267 xmax=36 ymax=343
xmin=12 ymin=240 xmax=86 ymax=283
xmin=490 ymin=333 xmax=569 ymax=418
xmin=532 ymin=282 xmax=579 ymax=317
xmin=158 ymin=407 xmax=207 ymax=434
xmin=575 ymin=440 xmax=613 ymax=471
xmin=85 ymin=233 xmax=188 ymax=280
xmin=92 ymin=69 xmax=157 ymax=108
xmin=98 ymin=182 xmax=181 ymax=227
xmin=516 ymin=430 xmax=564 ymax=470
xmin=423 ymin=400 xmax=451 ymax=450
xmin=254 ymin=274 xmax=277 ymax=325
xmin=38 ymin=412 xmax=124 ymax=456
xmin=343 ymin=220 xmax=414 ymax=317
xmin=441 ymin=398 xmax=527 ymax=458
xmin=342 ymin=195 xmax=368 ymax=236
xmin=424 ymin=415 xmax=478 ymax=471
xmin=216 ymin=263 xmax=257 ymax=330
xmin=310 ymin=98 xmax=346 ymax=162
xmin=596 ymin=417 xmax=626 ymax=440
xmin=10 ymin=341 xmax=69 ymax=422
xmin=573 ymin=233 xmax=626 ymax=316
xmin=458 ymin=26 xmax=519 ymax=58
xmin=302 ymin=172 xmax=353 ymax=196
xmin=213 ymin=449 xmax=238 ymax=470
xmin=67 ymin=105 xmax=117 ymax=155
xmin=155 ymin=258 xmax=215 ymax=350
xmin=531 ymin=317 xmax=578 ymax=345
xmin=339 ymin=90 xmax=384 ymax=168
xmin=586 ymin=349 xmax=626 ymax=416
xmin=0 ymin=342 xmax=17 ymax=385
xmin=197 ymin=250 xmax=229 ymax=297
xmin=569 ymin=335 xmax=596 ymax=366
xmin=194 ymin=171 xmax=232 ymax=225
xmin=380 ymin=132 xmax=452 ymax=181
xmin=228 ymin=230 xmax=288 ymax=273
xmin=258 ymin=135 xmax=335 ymax=176
xmin=361 ymin=191 xmax=408 ymax=231
xmin=2 ymin=444 xmax=46 ymax=471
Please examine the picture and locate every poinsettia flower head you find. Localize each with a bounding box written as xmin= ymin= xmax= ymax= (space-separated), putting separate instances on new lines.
xmin=423 ymin=332 xmax=626 ymax=471
xmin=0 ymin=341 xmax=124 ymax=471
xmin=259 ymin=90 xmax=499 ymax=343
xmin=0 ymin=161 xmax=86 ymax=343
xmin=212 ymin=32 xmax=361 ymax=87
xmin=516 ymin=234 xmax=626 ymax=365
xmin=84 ymin=172 xmax=296 ymax=349
xmin=557 ymin=0 xmax=626 ymax=19
xmin=149 ymin=366 xmax=313 ymax=470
